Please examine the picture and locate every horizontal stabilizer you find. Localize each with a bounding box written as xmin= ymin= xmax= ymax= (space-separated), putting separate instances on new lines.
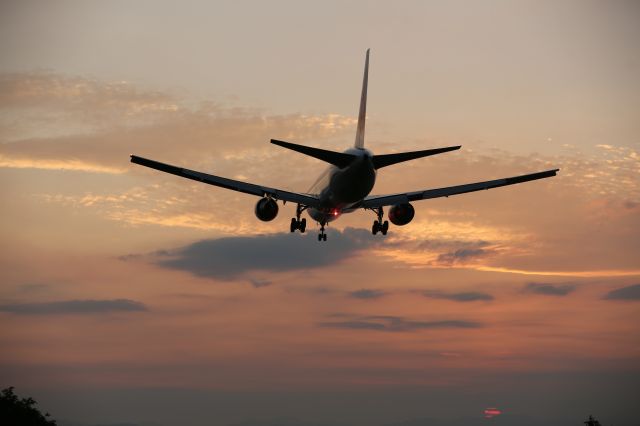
xmin=271 ymin=139 xmax=356 ymax=169
xmin=372 ymin=145 xmax=461 ymax=169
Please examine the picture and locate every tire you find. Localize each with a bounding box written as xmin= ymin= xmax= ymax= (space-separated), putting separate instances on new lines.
xmin=300 ymin=218 xmax=306 ymax=233
xmin=318 ymin=234 xmax=322 ymax=241
xmin=290 ymin=218 xmax=297 ymax=233
xmin=372 ymin=220 xmax=379 ymax=235
xmin=382 ymin=220 xmax=389 ymax=235
xmin=323 ymin=233 xmax=327 ymax=241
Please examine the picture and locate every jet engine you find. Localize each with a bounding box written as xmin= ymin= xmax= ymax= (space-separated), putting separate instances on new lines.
xmin=254 ymin=198 xmax=279 ymax=221
xmin=388 ymin=203 xmax=415 ymax=226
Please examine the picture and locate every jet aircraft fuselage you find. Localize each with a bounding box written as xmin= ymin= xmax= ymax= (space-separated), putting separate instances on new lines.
xmin=308 ymin=147 xmax=376 ymax=224
xmin=130 ymin=49 xmax=558 ymax=242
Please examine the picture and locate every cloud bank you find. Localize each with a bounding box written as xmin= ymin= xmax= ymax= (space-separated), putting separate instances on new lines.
xmin=152 ymin=228 xmax=379 ymax=280
xmin=422 ymin=291 xmax=494 ymax=302
xmin=348 ymin=289 xmax=388 ymax=300
xmin=523 ymin=282 xmax=576 ymax=296
xmin=319 ymin=314 xmax=481 ymax=332
xmin=603 ymin=283 xmax=640 ymax=300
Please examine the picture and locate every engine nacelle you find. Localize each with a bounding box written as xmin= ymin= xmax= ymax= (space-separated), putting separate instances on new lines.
xmin=388 ymin=203 xmax=415 ymax=226
xmin=254 ymin=198 xmax=279 ymax=221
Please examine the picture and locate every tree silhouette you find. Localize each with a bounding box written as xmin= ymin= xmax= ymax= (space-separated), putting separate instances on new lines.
xmin=584 ymin=414 xmax=602 ymax=426
xmin=0 ymin=387 xmax=57 ymax=425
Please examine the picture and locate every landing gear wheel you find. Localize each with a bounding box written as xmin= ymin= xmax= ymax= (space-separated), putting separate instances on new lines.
xmin=291 ymin=204 xmax=309 ymax=234
xmin=370 ymin=207 xmax=389 ymax=236
xmin=323 ymin=233 xmax=327 ymax=241
xmin=372 ymin=220 xmax=380 ymax=235
xmin=318 ymin=233 xmax=322 ymax=241
xmin=381 ymin=220 xmax=389 ymax=235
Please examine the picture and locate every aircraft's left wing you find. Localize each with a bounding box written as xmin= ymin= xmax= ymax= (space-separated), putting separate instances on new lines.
xmin=359 ymin=169 xmax=559 ymax=209
xmin=130 ymin=155 xmax=321 ymax=207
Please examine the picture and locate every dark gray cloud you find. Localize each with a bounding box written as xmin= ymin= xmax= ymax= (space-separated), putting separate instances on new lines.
xmin=325 ymin=312 xmax=353 ymax=318
xmin=523 ymin=282 xmax=576 ymax=296
xmin=320 ymin=320 xmax=386 ymax=331
xmin=417 ymin=240 xmax=493 ymax=266
xmin=153 ymin=227 xmax=379 ymax=280
xmin=18 ymin=283 xmax=50 ymax=293
xmin=418 ymin=239 xmax=489 ymax=251
xmin=603 ymin=284 xmax=640 ymax=300
xmin=422 ymin=290 xmax=494 ymax=302
xmin=319 ymin=314 xmax=481 ymax=332
xmin=0 ymin=299 xmax=147 ymax=315
xmin=436 ymin=248 xmax=488 ymax=265
xmin=348 ymin=289 xmax=387 ymax=300
xmin=292 ymin=286 xmax=334 ymax=296
xmin=248 ymin=278 xmax=273 ymax=288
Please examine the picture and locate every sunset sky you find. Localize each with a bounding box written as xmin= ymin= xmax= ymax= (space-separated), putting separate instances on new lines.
xmin=1 ymin=1 xmax=639 ymax=425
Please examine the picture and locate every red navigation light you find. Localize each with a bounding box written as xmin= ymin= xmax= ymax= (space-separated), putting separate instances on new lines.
xmin=332 ymin=209 xmax=338 ymax=216
xmin=484 ymin=408 xmax=502 ymax=419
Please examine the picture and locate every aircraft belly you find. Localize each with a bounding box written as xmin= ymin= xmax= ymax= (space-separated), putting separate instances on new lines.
xmin=307 ymin=159 xmax=375 ymax=224
xmin=308 ymin=207 xmax=341 ymax=223
xmin=324 ymin=159 xmax=375 ymax=205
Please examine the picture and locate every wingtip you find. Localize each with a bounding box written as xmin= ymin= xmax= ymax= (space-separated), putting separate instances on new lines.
xmin=542 ymin=168 xmax=560 ymax=177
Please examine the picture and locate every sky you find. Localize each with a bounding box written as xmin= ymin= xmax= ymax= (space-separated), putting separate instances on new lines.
xmin=0 ymin=1 xmax=639 ymax=425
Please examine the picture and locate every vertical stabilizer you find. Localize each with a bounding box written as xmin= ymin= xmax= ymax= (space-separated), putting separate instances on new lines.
xmin=354 ymin=49 xmax=369 ymax=149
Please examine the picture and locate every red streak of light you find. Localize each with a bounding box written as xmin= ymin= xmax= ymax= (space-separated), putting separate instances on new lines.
xmin=484 ymin=408 xmax=502 ymax=419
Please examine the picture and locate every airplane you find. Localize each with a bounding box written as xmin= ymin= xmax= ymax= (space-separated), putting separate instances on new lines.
xmin=131 ymin=49 xmax=558 ymax=242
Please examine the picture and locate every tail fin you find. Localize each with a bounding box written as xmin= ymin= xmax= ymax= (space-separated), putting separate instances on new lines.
xmin=354 ymin=49 xmax=370 ymax=149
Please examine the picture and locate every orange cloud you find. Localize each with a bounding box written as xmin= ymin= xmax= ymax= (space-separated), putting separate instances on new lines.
xmin=476 ymin=266 xmax=640 ymax=278
xmin=0 ymin=155 xmax=125 ymax=174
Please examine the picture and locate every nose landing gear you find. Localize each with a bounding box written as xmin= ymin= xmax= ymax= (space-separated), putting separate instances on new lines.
xmin=371 ymin=207 xmax=389 ymax=236
xmin=318 ymin=221 xmax=327 ymax=241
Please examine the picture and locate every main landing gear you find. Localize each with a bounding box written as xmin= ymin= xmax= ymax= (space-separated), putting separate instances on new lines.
xmin=371 ymin=207 xmax=389 ymax=236
xmin=290 ymin=204 xmax=307 ymax=233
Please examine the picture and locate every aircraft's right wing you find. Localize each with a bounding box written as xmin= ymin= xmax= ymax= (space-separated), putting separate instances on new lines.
xmin=360 ymin=169 xmax=559 ymax=209
xmin=130 ymin=155 xmax=321 ymax=207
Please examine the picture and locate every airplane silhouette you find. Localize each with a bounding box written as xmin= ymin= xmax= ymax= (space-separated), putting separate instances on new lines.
xmin=131 ymin=49 xmax=558 ymax=241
